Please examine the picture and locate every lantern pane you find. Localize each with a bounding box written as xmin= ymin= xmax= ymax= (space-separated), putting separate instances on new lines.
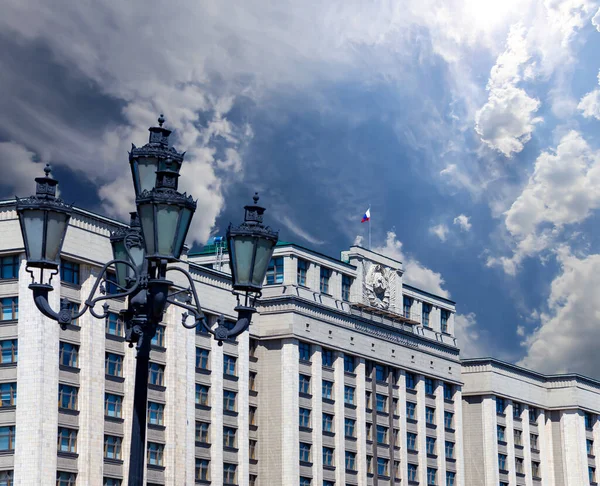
xmin=156 ymin=204 xmax=180 ymax=257
xmin=22 ymin=209 xmax=45 ymax=261
xmin=129 ymin=246 xmax=145 ymax=272
xmin=251 ymin=237 xmax=276 ymax=286
xmin=135 ymin=157 xmax=159 ymax=195
xmin=138 ymin=204 xmax=156 ymax=255
xmin=45 ymin=211 xmax=69 ymax=263
xmin=232 ymin=236 xmax=254 ymax=285
xmin=110 ymin=239 xmax=129 ymax=289
xmin=172 ymin=207 xmax=193 ymax=259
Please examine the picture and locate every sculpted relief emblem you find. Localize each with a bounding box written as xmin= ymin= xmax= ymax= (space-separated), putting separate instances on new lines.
xmin=364 ymin=264 xmax=392 ymax=309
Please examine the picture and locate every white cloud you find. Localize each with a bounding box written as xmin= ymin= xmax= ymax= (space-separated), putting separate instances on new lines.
xmin=0 ymin=142 xmax=46 ymax=197
xmin=489 ymin=130 xmax=600 ymax=274
xmin=578 ymin=70 xmax=600 ymax=120
xmin=454 ymin=312 xmax=492 ymax=358
xmin=372 ymin=231 xmax=450 ymax=298
xmin=429 ymin=224 xmax=449 ymax=242
xmin=475 ymin=25 xmax=542 ymax=157
xmin=279 ymin=215 xmax=325 ymax=245
xmin=518 ymin=247 xmax=600 ymax=378
xmin=453 ymin=214 xmax=472 ymax=231
xmin=593 ymin=7 xmax=600 ymax=31
xmin=516 ymin=325 xmax=526 ymax=337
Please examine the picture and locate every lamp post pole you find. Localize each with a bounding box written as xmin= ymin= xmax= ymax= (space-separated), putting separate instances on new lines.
xmin=15 ymin=115 xmax=278 ymax=486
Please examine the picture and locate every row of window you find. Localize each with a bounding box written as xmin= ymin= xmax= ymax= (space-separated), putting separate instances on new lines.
xmin=498 ymin=454 xmax=541 ymax=477
xmin=497 ymin=426 xmax=540 ymax=450
xmin=193 ymin=460 xmax=238 ymax=484
xmin=266 ymin=257 xmax=352 ymax=300
xmin=194 ymin=384 xmax=243 ymax=415
xmin=195 ymin=348 xmax=238 ymax=377
xmin=403 ymin=296 xmax=451 ymax=332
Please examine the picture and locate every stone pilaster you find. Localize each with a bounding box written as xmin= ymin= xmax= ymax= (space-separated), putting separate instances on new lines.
xmin=560 ymin=410 xmax=588 ymax=485
xmin=281 ymin=339 xmax=300 ymax=485
xmin=14 ymin=261 xmax=60 ymax=485
xmin=454 ymin=387 xmax=465 ymax=486
xmin=333 ymin=351 xmax=345 ymax=485
xmin=416 ymin=375 xmax=427 ymax=486
xmin=434 ymin=381 xmax=446 ymax=484
xmin=482 ymin=397 xmax=499 ymax=485
xmin=311 ymin=346 xmax=323 ymax=485
xmin=76 ymin=265 xmax=106 ymax=485
xmin=237 ymin=330 xmax=250 ymax=486
xmin=397 ymin=370 xmax=408 ymax=484
xmin=210 ymin=334 xmax=224 ymax=485
xmin=505 ymin=400 xmax=517 ymax=485
xmin=355 ymin=358 xmax=368 ymax=486
xmin=522 ymin=406 xmax=533 ymax=486
xmin=537 ymin=409 xmax=554 ymax=486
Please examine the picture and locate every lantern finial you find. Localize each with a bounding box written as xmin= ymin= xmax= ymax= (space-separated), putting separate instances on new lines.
xmin=158 ymin=114 xmax=165 ymax=127
xmin=44 ymin=163 xmax=52 ymax=177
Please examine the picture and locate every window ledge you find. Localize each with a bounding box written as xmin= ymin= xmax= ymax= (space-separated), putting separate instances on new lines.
xmin=195 ymin=368 xmax=211 ymax=375
xmin=104 ymin=415 xmax=124 ymax=423
xmin=106 ymin=333 xmax=125 ymax=342
xmin=0 ymin=362 xmax=16 ymax=369
xmin=299 ymin=392 xmax=312 ymax=399
xmin=323 ymin=465 xmax=336 ymax=471
xmin=299 ymin=426 xmax=312 ymax=433
xmin=195 ymin=441 xmax=211 ymax=449
xmin=299 ymin=461 xmax=313 ymax=467
xmin=104 ymin=458 xmax=124 ymax=465
xmin=105 ymin=375 xmax=124 ymax=383
xmin=195 ymin=404 xmax=211 ymax=411
xmin=57 ymin=451 xmax=79 ymax=459
xmin=224 ymin=374 xmax=239 ymax=382
xmin=148 ymin=384 xmax=166 ymax=392
xmin=323 ymin=431 xmax=335 ymax=437
xmin=223 ymin=446 xmax=238 ymax=453
xmin=223 ymin=410 xmax=238 ymax=417
xmin=58 ymin=408 xmax=80 ymax=416
xmin=148 ymin=424 xmax=166 ymax=431
xmin=147 ymin=464 xmax=165 ymax=471
xmin=60 ymin=365 xmax=80 ymax=374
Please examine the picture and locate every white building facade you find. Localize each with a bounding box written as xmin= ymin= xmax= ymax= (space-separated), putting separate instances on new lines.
xmin=0 ymin=199 xmax=598 ymax=486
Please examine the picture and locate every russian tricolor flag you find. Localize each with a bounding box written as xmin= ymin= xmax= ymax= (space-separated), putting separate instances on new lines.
xmin=361 ymin=208 xmax=370 ymax=223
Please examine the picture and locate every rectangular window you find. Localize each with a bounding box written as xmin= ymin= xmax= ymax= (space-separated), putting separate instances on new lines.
xmin=104 ymin=435 xmax=122 ymax=459
xmin=223 ymin=426 xmax=237 ymax=448
xmin=497 ymin=425 xmax=506 ymax=442
xmin=589 ymin=466 xmax=595 ymax=484
xmin=105 ymin=393 xmax=122 ymax=418
xmin=196 ymin=459 xmax=210 ymax=481
xmin=266 ymin=257 xmax=283 ymax=285
xmin=300 ymin=478 xmax=311 ymax=486
xmin=105 ymin=312 xmax=123 ymax=336
xmin=366 ymin=423 xmax=372 ymax=441
xmin=322 ymin=380 xmax=334 ymax=400
xmin=0 ymin=427 xmax=15 ymax=452
xmin=498 ymin=453 xmax=507 ymax=471
xmin=249 ymin=439 xmax=257 ymax=460
xmin=60 ymin=260 xmax=80 ymax=285
xmin=299 ymin=442 xmax=311 ymax=463
xmin=496 ymin=397 xmax=505 ymax=414
xmin=345 ymin=451 xmax=356 ymax=471
xmin=530 ymin=407 xmax=538 ymax=422
xmin=513 ymin=402 xmax=522 ymax=418
xmin=585 ymin=412 xmax=595 ymax=429
xmin=422 ymin=303 xmax=431 ymax=327
xmin=344 ymin=418 xmax=355 ymax=437
xmin=343 ymin=354 xmax=355 ymax=373
xmin=375 ymin=364 xmax=387 ymax=382
xmin=147 ymin=402 xmax=164 ymax=426
xmin=249 ymin=338 xmax=258 ymax=357
xmin=514 ymin=429 xmax=522 ymax=446
xmin=105 ymin=272 xmax=119 ymax=294
xmin=150 ymin=325 xmax=165 ymax=347
xmin=223 ymin=390 xmax=236 ymax=412
xmin=60 ymin=343 xmax=79 ymax=368
xmin=322 ymin=413 xmax=333 ymax=433
xmin=425 ymin=406 xmax=435 ymax=425
xmin=57 ymin=472 xmax=77 ymax=486
xmin=407 ymin=402 xmax=416 ymax=420
xmin=320 ymin=267 xmax=331 ymax=294
xmin=408 ymin=464 xmax=418 ymax=481
xmin=0 ymin=297 xmax=18 ymax=321
xmin=323 ymin=446 xmax=334 ymax=467
xmin=148 ymin=363 xmax=164 ymax=386
xmin=407 ymin=432 xmax=417 ymax=451
xmin=297 ymin=259 xmax=308 ymax=286
xmin=403 ymin=296 xmax=413 ymax=318
xmin=196 ymin=348 xmax=210 ymax=370
xmin=530 ymin=433 xmax=539 ymax=450
xmin=443 ymin=382 xmax=453 ymax=400
xmin=196 ymin=421 xmax=210 ymax=443
xmin=249 ymin=371 xmax=257 ymax=391
xmin=0 ymin=255 xmax=19 ymax=279
xmin=376 ymin=425 xmax=388 ymax=444
xmin=299 ymin=374 xmax=311 ymax=395
xmin=104 ymin=352 xmax=122 ymax=376
xmin=147 ymin=442 xmax=164 ymax=466
xmin=366 ymin=391 xmax=372 ymax=409
xmin=426 ymin=437 xmax=436 ymax=455
xmin=321 ymin=349 xmax=334 ymax=367
xmin=533 ymin=462 xmax=541 ymax=478
xmin=299 ymin=408 xmax=311 ymax=428
xmin=0 ymin=383 xmax=16 ymax=409
xmin=299 ymin=342 xmax=311 ymax=361
xmin=223 ymin=463 xmax=237 ymax=484
xmin=425 ymin=377 xmax=435 ymax=395
xmin=344 ymin=385 xmax=355 ymax=405
xmin=223 ymin=355 xmax=237 ymax=376
xmin=427 ymin=467 xmax=437 ymax=485
xmin=377 ymin=457 xmax=389 ymax=476
xmin=445 ymin=441 xmax=454 ymax=458
xmin=249 ymin=406 xmax=257 ymax=426
xmin=0 ymin=340 xmax=17 ymax=364
xmin=57 ymin=427 xmax=77 ymax=453
xmin=588 ymin=439 xmax=594 ymax=456
xmin=441 ymin=309 xmax=449 ymax=333
xmin=446 ymin=471 xmax=456 ymax=486
xmin=376 ymin=394 xmax=387 ymax=413
xmin=58 ymin=384 xmax=77 ymax=410
xmin=406 ymin=372 xmax=416 ymax=390
xmin=516 ymin=457 xmax=524 ymax=474
xmin=341 ymin=274 xmax=352 ymax=301
xmin=444 ymin=411 xmax=454 ymax=429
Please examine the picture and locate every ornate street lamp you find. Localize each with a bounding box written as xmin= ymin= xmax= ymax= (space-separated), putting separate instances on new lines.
xmin=16 ymin=114 xmax=278 ymax=486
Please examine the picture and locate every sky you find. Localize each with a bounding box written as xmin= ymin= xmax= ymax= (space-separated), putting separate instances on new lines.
xmin=2 ymin=0 xmax=600 ymax=378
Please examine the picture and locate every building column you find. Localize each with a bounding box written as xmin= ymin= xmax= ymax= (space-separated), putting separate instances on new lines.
xmin=482 ymin=396 xmax=500 ymax=485
xmin=356 ymin=358 xmax=368 ymax=486
xmin=281 ymin=339 xmax=300 ymax=485
xmin=505 ymin=400 xmax=517 ymax=485
xmin=210 ymin=333 xmax=224 ymax=485
xmin=560 ymin=410 xmax=588 ymax=486
xmin=416 ymin=375 xmax=427 ymax=486
xmin=593 ymin=417 xmax=600 ymax=482
xmin=537 ymin=409 xmax=554 ymax=486
xmin=121 ymin=325 xmax=137 ymax=485
xmin=397 ymin=370 xmax=408 ymax=485
xmin=333 ymin=351 xmax=346 ymax=485
xmin=163 ymin=303 xmax=195 ymax=485
xmin=237 ymin=331 xmax=250 ymax=486
xmin=453 ymin=386 xmax=465 ymax=486
xmin=311 ymin=346 xmax=323 ymax=485
xmin=77 ymin=265 xmax=106 ymax=485
xmin=434 ymin=381 xmax=446 ymax=485
xmin=522 ymin=406 xmax=533 ymax=486
xmin=14 ymin=261 xmax=60 ymax=485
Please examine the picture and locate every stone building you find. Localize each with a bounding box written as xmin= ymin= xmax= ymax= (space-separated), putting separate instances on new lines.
xmin=0 ymin=198 xmax=598 ymax=486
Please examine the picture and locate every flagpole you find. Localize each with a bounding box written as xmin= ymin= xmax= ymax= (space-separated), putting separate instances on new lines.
xmin=368 ymin=204 xmax=371 ymax=250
